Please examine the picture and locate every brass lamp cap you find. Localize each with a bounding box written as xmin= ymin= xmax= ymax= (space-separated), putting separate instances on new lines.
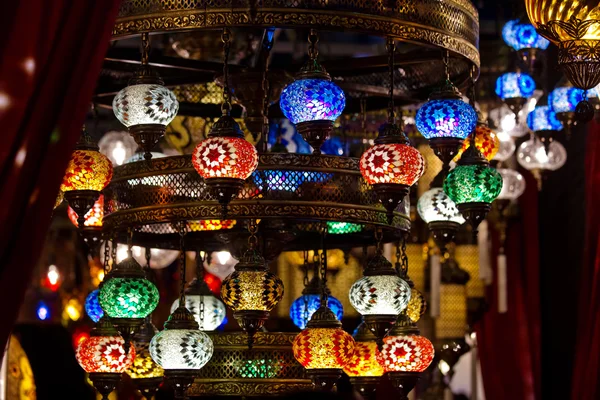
xmin=306 ymin=305 xmax=342 ymax=328
xmin=374 ymin=122 xmax=410 ymax=146
xmin=208 ymin=115 xmax=245 ymax=139
xmin=164 ymin=305 xmax=200 ymax=330
xmin=353 ymin=321 xmax=379 ymax=343
xmin=363 ymin=254 xmax=398 ymax=277
xmin=296 ymin=59 xmax=331 ymax=81
xmin=388 ymin=313 xmax=420 ymax=336
xmin=91 ymin=316 xmax=120 ymax=337
xmin=108 ymin=256 xmax=146 ymax=279
xmin=235 ymin=249 xmax=267 ymax=271
xmin=185 ymin=277 xmax=215 ymax=296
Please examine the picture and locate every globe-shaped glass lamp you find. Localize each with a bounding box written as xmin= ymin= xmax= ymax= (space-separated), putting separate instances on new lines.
xmin=289 ymin=294 xmax=344 ymax=330
xmin=113 ymin=84 xmax=179 ymax=128
xmin=292 ymin=327 xmax=355 ymax=370
xmin=85 ymin=289 xmax=104 ymax=323
xmin=549 ymin=87 xmax=585 ymax=114
xmin=279 ymin=79 xmax=345 ymax=124
xmin=516 ymin=138 xmax=567 ymax=171
xmin=514 ymin=23 xmax=550 ymax=50
xmin=359 ymin=143 xmax=425 ymax=185
xmin=415 ymin=99 xmax=477 ymax=140
xmin=443 ymin=165 xmax=503 ymax=205
xmin=495 ymin=72 xmax=536 ymax=100
xmin=193 ymin=136 xmax=258 ymax=180
xmin=61 ymin=150 xmax=113 ymax=193
xmin=170 ymin=295 xmax=226 ymax=331
xmin=76 ymin=329 xmax=135 ymax=373
xmin=417 ymin=188 xmax=465 ymax=225
xmin=149 ymin=328 xmax=213 ymax=370
xmin=527 ymin=105 xmax=563 ymax=132
xmin=454 ymin=124 xmax=500 ymax=162
xmin=405 ymin=289 xmax=427 ymax=323
xmin=98 ymin=131 xmax=139 ymax=166
xmin=502 ymin=20 xmax=520 ymax=49
xmin=128 ymin=322 xmax=164 ymax=380
xmin=497 ymin=169 xmax=527 ymax=200
xmin=380 ymin=334 xmax=435 ymax=373
xmin=221 ymin=268 xmax=284 ymax=313
xmin=344 ymin=342 xmax=383 ymax=377
xmin=492 ymin=131 xmax=516 ymax=162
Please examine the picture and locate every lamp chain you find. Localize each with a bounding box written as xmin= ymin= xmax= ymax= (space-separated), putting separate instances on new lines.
xmin=261 ymin=45 xmax=271 ymax=151
xmin=221 ymin=27 xmax=232 ymax=116
xmin=247 ymin=219 xmax=258 ymax=250
xmin=468 ymin=65 xmax=477 ymax=148
xmin=178 ymin=222 xmax=187 ymax=304
xmin=360 ymin=97 xmax=367 ymax=132
xmin=443 ymin=49 xmax=451 ymax=82
xmin=374 ymin=227 xmax=384 ymax=255
xmin=401 ymin=233 xmax=409 ymax=277
xmin=386 ymin=36 xmax=395 ymax=124
xmin=307 ymin=29 xmax=319 ymax=60
xmin=145 ymin=247 xmax=151 ymax=269
xmin=319 ymin=225 xmax=329 ymax=307
xmin=141 ymin=32 xmax=150 ymax=66
xmin=196 ymin=251 xmax=205 ymax=328
xmin=395 ymin=240 xmax=402 ymax=274
xmin=111 ymin=238 xmax=117 ymax=268
xmin=302 ymin=250 xmax=310 ymax=324
xmin=103 ymin=238 xmax=111 ymax=277
xmin=127 ymin=228 xmax=134 ymax=258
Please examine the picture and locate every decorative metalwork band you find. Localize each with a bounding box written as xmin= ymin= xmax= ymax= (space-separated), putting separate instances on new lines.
xmin=112 ymin=1 xmax=480 ymax=66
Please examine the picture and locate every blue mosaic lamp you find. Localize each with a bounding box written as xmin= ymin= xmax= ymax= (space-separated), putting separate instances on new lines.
xmin=502 ymin=20 xmax=549 ymax=71
xmin=415 ymin=55 xmax=477 ymax=168
xmin=502 ymin=20 xmax=520 ymax=50
xmin=495 ymin=72 xmax=536 ymax=121
xmin=85 ymin=289 xmax=104 ymax=323
xmin=527 ymin=105 xmax=563 ymax=152
xmin=280 ymin=30 xmax=345 ymax=154
xmin=549 ymin=84 xmax=596 ymax=125
xmin=514 ymin=24 xmax=550 ymax=51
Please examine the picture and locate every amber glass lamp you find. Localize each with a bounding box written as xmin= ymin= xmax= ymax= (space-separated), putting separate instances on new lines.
xmin=344 ymin=322 xmax=384 ymax=400
xmin=127 ymin=318 xmax=164 ymax=399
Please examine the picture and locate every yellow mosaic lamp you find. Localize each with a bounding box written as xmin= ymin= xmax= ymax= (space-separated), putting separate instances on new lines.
xmin=344 ymin=322 xmax=384 ymax=400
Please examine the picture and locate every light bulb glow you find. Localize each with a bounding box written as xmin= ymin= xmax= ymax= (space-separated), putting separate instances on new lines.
xmin=215 ymin=251 xmax=231 ymax=265
xmin=37 ymin=302 xmax=49 ymax=321
xmin=497 ymin=168 xmax=526 ymax=200
xmin=47 ymin=265 xmax=59 ymax=286
xmin=516 ymin=138 xmax=567 ymax=171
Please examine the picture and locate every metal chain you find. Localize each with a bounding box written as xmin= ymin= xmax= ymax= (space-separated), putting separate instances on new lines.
xmin=319 ymin=225 xmax=328 ymax=307
xmin=145 ymin=247 xmax=151 ymax=269
xmin=386 ymin=36 xmax=395 ymax=124
xmin=401 ymin=233 xmax=409 ymax=277
xmin=360 ymin=97 xmax=367 ymax=132
xmin=374 ymin=227 xmax=384 ymax=255
xmin=395 ymin=240 xmax=402 ymax=274
xmin=141 ymin=32 xmax=150 ymax=65
xmin=103 ymin=238 xmax=110 ymax=278
xmin=302 ymin=250 xmax=310 ymax=325
xmin=468 ymin=65 xmax=477 ymax=148
xmin=221 ymin=28 xmax=232 ymax=116
xmin=196 ymin=250 xmax=205 ymax=329
xmin=111 ymin=237 xmax=117 ymax=268
xmin=178 ymin=222 xmax=187 ymax=304
xmin=443 ymin=49 xmax=451 ymax=82
xmin=248 ymin=219 xmax=259 ymax=250
xmin=261 ymin=46 xmax=271 ymax=149
xmin=307 ymin=29 xmax=319 ymax=60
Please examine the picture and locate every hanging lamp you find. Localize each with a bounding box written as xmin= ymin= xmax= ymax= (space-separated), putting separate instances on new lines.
xmin=293 ymin=228 xmax=355 ymax=392
xmin=68 ymin=194 xmax=104 ymax=254
xmin=150 ymin=223 xmax=213 ymax=399
xmin=360 ymin=37 xmax=425 ymax=223
xmin=344 ymin=322 xmax=384 ymax=400
xmin=495 ymin=71 xmax=536 ymax=121
xmin=127 ymin=318 xmax=164 ymax=399
xmin=444 ymin=70 xmax=503 ymax=236
xmin=280 ymin=29 xmax=345 ymax=153
xmin=170 ymin=251 xmax=226 ymax=331
xmin=192 ymin=28 xmax=258 ymax=217
xmin=61 ymin=126 xmax=113 ymax=230
xmin=502 ymin=19 xmax=550 ymax=71
xmin=416 ymin=51 xmax=477 ymax=172
xmin=527 ymin=104 xmax=563 ymax=153
xmin=85 ymin=289 xmax=104 ymax=323
xmin=549 ymin=83 xmax=586 ymax=131
xmin=220 ymin=220 xmax=284 ymax=348
xmin=289 ymin=251 xmax=343 ymax=330
xmin=349 ymin=229 xmax=411 ymax=346
xmin=113 ymin=33 xmax=179 ymax=160
xmin=75 ymin=316 xmax=135 ymax=399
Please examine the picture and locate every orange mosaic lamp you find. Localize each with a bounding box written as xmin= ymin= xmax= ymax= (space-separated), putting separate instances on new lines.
xmin=344 ymin=322 xmax=384 ymax=400
xmin=292 ymin=303 xmax=355 ymax=392
xmin=453 ymin=122 xmax=500 ymax=162
xmin=379 ymin=314 xmax=434 ymax=398
xmin=68 ymin=194 xmax=104 ymax=252
xmin=75 ymin=317 xmax=135 ymax=399
xmin=61 ymin=127 xmax=113 ymax=229
xmin=126 ymin=319 xmax=164 ymax=399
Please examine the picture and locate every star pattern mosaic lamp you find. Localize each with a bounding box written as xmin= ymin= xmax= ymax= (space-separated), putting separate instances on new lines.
xmin=418 ymin=187 xmax=465 ymax=252
xmin=527 ymin=104 xmax=563 ymax=152
xmin=495 ymin=72 xmax=536 ymax=119
xmin=549 ymin=85 xmax=587 ymax=127
xmin=280 ymin=30 xmax=345 ymax=153
xmin=503 ymin=19 xmax=550 ymax=69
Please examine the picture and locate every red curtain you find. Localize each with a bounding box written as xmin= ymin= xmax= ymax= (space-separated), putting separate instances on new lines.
xmin=475 ymin=170 xmax=541 ymax=400
xmin=0 ymin=1 xmax=121 ymax=350
xmin=571 ymin=120 xmax=600 ymax=400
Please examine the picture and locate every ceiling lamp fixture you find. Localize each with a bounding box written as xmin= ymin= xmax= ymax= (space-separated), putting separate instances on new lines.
xmin=495 ymin=72 xmax=536 ymax=121
xmin=416 ymin=51 xmax=477 ymax=173
xmin=293 ymin=229 xmax=355 ymax=392
xmin=289 ymin=251 xmax=343 ymax=330
xmin=280 ymin=29 xmax=345 ymax=153
xmin=527 ymin=104 xmax=563 ymax=153
xmin=516 ymin=136 xmax=567 ymax=188
xmin=170 ymin=251 xmax=226 ymax=331
xmin=85 ymin=289 xmax=104 ymax=323
xmin=549 ymin=84 xmax=585 ymax=131
xmin=61 ymin=126 xmax=113 ymax=230
xmin=344 ymin=322 xmax=384 ymax=400
xmin=192 ymin=28 xmax=259 ymax=217
xmin=525 ymin=0 xmax=600 ymax=120
xmin=75 ymin=317 xmax=135 ymax=399
xmin=150 ymin=223 xmax=213 ymax=399
xmin=220 ymin=220 xmax=284 ymax=348
xmin=444 ymin=71 xmax=503 ymax=236
xmin=380 ymin=313 xmax=435 ymax=398
xmin=361 ymin=37 xmax=425 ymax=223
xmin=502 ymin=19 xmax=550 ymax=70
xmin=113 ymin=33 xmax=179 ymax=160
xmin=99 ymin=234 xmax=159 ymax=350
xmin=349 ymin=229 xmax=411 ymax=346
xmin=127 ymin=318 xmax=164 ymax=399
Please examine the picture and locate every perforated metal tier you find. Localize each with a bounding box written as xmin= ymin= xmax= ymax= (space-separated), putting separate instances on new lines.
xmin=190 ymin=332 xmax=311 ymax=397
xmin=103 ymin=153 xmax=410 ymax=251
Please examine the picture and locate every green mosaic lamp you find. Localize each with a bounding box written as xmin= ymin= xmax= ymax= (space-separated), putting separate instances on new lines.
xmin=99 ymin=249 xmax=159 ymax=350
xmin=443 ymin=120 xmax=502 ymax=235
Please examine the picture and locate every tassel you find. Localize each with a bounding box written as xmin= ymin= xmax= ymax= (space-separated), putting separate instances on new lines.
xmin=497 ymin=253 xmax=507 ymax=313
xmin=430 ymin=254 xmax=441 ymax=317
xmin=478 ymin=220 xmax=492 ymax=284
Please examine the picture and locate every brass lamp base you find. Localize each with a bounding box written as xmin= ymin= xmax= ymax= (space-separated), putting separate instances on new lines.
xmin=372 ymin=183 xmax=409 ymax=225
xmin=296 ymin=120 xmax=333 ymax=154
xmin=164 ymin=369 xmax=199 ymax=400
xmin=428 ymin=137 xmax=464 ymax=166
xmin=363 ymin=314 xmax=397 ymax=349
xmin=64 ymin=190 xmax=100 ymax=229
xmin=132 ymin=377 xmax=164 ymax=400
xmin=349 ymin=376 xmax=380 ymax=400
xmin=428 ymin=220 xmax=461 ymax=254
xmin=457 ymin=202 xmax=491 ymax=237
xmin=89 ymin=372 xmax=122 ymax=400
xmin=233 ymin=310 xmax=269 ymax=349
xmin=129 ymin=124 xmax=166 ymax=161
xmin=306 ymin=368 xmax=342 ymax=392
xmin=205 ymin=178 xmax=245 ymax=218
xmin=387 ymin=371 xmax=420 ymax=400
